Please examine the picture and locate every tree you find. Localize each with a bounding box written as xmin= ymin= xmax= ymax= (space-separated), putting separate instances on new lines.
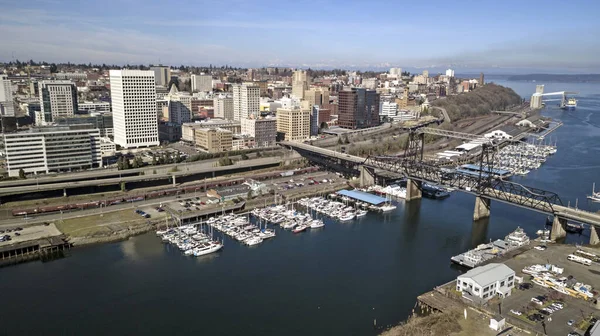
xmin=123 ymin=158 xmax=131 ymax=170
xmin=117 ymin=157 xmax=124 ymax=170
xmin=18 ymin=169 xmax=26 ymax=179
xmin=152 ymin=154 xmax=157 ymax=165
xmin=255 ymin=151 xmax=262 ymax=158
xmin=241 ymin=153 xmax=249 ymax=160
xmin=337 ymin=137 xmax=343 ymax=145
xmin=132 ymin=158 xmax=139 ymax=169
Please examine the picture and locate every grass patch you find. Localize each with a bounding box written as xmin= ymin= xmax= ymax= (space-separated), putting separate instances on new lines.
xmin=381 ymin=310 xmax=462 ymax=336
xmin=55 ymin=209 xmax=163 ymax=237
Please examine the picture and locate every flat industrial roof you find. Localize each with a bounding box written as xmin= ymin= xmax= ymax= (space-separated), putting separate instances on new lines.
xmin=337 ymin=189 xmax=387 ymax=205
xmin=461 ymin=164 xmax=511 ymax=176
xmin=455 ymin=143 xmax=481 ymax=151
xmin=455 ymin=168 xmax=490 ymax=179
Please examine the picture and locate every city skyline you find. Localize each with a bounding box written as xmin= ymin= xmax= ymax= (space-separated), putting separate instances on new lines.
xmin=0 ymin=0 xmax=599 ymax=73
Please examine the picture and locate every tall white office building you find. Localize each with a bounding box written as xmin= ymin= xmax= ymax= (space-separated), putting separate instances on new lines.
xmin=109 ymin=70 xmax=159 ymax=148
xmin=233 ymin=84 xmax=260 ymax=121
xmin=0 ymin=75 xmax=14 ymax=117
xmin=191 ymin=74 xmax=213 ymax=92
xmin=38 ymin=80 xmax=78 ymax=124
xmin=446 ymin=69 xmax=455 ymax=78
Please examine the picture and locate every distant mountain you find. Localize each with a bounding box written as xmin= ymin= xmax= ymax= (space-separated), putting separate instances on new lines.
xmin=507 ymin=74 xmax=600 ymax=82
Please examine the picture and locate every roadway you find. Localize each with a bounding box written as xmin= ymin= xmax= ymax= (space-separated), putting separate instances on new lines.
xmin=0 ymin=157 xmax=283 ymax=196
xmin=433 ymin=106 xmax=450 ymax=123
xmin=280 ymin=141 xmax=365 ymax=164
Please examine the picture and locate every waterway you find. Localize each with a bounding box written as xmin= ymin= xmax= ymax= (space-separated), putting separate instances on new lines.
xmin=1 ymin=81 xmax=599 ymax=335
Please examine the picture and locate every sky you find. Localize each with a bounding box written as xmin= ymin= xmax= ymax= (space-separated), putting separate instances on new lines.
xmin=1 ymin=0 xmax=599 ymax=73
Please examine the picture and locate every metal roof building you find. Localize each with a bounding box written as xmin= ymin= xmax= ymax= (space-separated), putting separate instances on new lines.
xmin=337 ymin=189 xmax=387 ymax=205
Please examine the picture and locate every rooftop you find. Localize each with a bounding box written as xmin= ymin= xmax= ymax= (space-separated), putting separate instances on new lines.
xmin=337 ymin=189 xmax=387 ymax=205
xmin=457 ymin=263 xmax=515 ymax=287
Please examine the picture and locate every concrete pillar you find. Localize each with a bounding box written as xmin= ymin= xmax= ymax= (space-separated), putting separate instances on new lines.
xmin=551 ymin=216 xmax=567 ymax=240
xmin=359 ymin=166 xmax=375 ymax=187
xmin=473 ymin=196 xmax=491 ymax=221
xmin=406 ymin=178 xmax=422 ymax=201
xmin=63 ymin=188 xmax=67 ymax=197
xmin=590 ymin=225 xmax=600 ymax=246
xmin=172 ymin=175 xmax=176 ymax=186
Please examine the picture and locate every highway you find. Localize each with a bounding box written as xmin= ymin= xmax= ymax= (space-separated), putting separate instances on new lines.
xmin=0 ymin=157 xmax=283 ymax=196
xmin=279 ymin=141 xmax=365 ymax=164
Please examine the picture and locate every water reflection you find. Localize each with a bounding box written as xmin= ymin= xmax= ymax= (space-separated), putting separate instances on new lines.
xmin=470 ymin=217 xmax=490 ymax=248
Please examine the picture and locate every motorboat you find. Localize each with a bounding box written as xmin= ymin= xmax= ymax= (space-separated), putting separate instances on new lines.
xmin=310 ymin=220 xmax=325 ymax=228
xmin=379 ymin=204 xmax=397 ymax=212
xmin=293 ymin=224 xmax=308 ymax=233
xmin=193 ymin=242 xmax=223 ymax=257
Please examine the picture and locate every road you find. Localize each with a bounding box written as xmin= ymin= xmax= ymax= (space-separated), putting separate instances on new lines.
xmin=433 ymin=106 xmax=451 ymax=123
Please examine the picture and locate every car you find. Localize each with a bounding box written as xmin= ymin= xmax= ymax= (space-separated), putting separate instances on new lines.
xmin=552 ymin=303 xmax=563 ymax=309
xmin=567 ymin=319 xmax=574 ymax=326
xmin=531 ymin=297 xmax=543 ymax=305
xmin=15 ymin=227 xmax=22 ymax=231
xmin=510 ymin=309 xmax=522 ymax=316
xmin=568 ymin=332 xmax=581 ymax=336
xmin=14 ymin=232 xmax=20 ymax=236
xmin=534 ymin=245 xmax=547 ymax=250
xmin=539 ymin=309 xmax=550 ymax=316
xmin=519 ymin=283 xmax=532 ymax=290
xmin=135 ymin=209 xmax=142 ymax=214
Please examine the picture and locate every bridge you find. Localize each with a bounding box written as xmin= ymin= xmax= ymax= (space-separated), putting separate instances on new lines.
xmin=280 ymin=129 xmax=600 ymax=245
xmin=530 ymin=85 xmax=578 ymax=109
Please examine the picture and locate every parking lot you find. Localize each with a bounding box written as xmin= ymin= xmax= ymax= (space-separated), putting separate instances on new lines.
xmin=0 ymin=223 xmax=63 ymax=246
xmin=489 ymin=244 xmax=600 ymax=336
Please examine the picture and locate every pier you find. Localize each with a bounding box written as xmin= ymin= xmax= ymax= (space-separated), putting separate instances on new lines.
xmin=0 ymin=224 xmax=71 ymax=267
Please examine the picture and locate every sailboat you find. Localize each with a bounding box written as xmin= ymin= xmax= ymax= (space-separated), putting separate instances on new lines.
xmin=379 ymin=193 xmax=397 ymax=212
xmin=587 ymin=183 xmax=600 ymax=202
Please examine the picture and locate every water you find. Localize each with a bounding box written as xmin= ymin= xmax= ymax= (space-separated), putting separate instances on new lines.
xmin=1 ymin=81 xmax=600 ymax=335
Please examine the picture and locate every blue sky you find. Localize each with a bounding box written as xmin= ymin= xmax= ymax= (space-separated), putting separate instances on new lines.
xmin=1 ymin=0 xmax=599 ymax=72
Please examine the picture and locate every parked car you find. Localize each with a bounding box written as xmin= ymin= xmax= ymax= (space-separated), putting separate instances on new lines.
xmin=567 ymin=319 xmax=574 ymax=326
xmin=531 ymin=297 xmax=543 ymax=305
xmin=534 ymin=245 xmax=547 ymax=250
xmin=510 ymin=309 xmax=522 ymax=316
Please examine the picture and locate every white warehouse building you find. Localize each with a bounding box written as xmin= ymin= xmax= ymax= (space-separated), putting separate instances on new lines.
xmin=456 ymin=263 xmax=515 ymax=303
xmin=2 ymin=125 xmax=102 ymax=177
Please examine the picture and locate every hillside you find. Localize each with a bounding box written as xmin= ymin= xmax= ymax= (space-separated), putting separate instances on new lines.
xmin=432 ymin=84 xmax=522 ymax=121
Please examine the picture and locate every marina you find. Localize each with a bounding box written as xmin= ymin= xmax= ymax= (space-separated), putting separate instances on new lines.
xmin=450 ymin=227 xmax=530 ymax=268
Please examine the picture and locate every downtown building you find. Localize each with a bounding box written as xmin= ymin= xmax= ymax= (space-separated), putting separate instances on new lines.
xmin=292 ymin=70 xmax=310 ymax=99
xmin=338 ymin=88 xmax=380 ymax=129
xmin=241 ymin=116 xmax=277 ymax=147
xmin=150 ymin=66 xmax=171 ymax=87
xmin=195 ymin=127 xmax=233 ymax=153
xmin=191 ymin=74 xmax=213 ymax=92
xmin=214 ymin=95 xmax=234 ymax=120
xmin=2 ymin=125 xmax=102 ymax=177
xmin=233 ymin=83 xmax=260 ymax=121
xmin=109 ymin=70 xmax=159 ymax=148
xmin=0 ymin=75 xmax=14 ymax=117
xmin=38 ymin=80 xmax=78 ymax=124
xmin=276 ymin=106 xmax=311 ymax=141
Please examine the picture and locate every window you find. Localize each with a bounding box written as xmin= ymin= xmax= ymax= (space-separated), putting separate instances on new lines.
xmin=500 ymin=281 xmax=505 ymax=287
xmin=483 ymin=294 xmax=488 ymax=299
xmin=508 ymin=282 xmax=513 ymax=287
xmin=508 ymin=276 xmax=514 ymax=281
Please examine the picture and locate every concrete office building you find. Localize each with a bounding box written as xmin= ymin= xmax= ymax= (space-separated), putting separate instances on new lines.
xmin=38 ymin=80 xmax=78 ymax=124
xmin=241 ymin=116 xmax=276 ymax=147
xmin=109 ymin=70 xmax=159 ymax=148
xmin=214 ymin=96 xmax=234 ymax=120
xmin=78 ymin=101 xmax=111 ymax=113
xmin=338 ymin=88 xmax=380 ymax=129
xmin=191 ymin=74 xmax=213 ymax=92
xmin=292 ymin=70 xmax=310 ymax=99
xmin=380 ymin=101 xmax=398 ymax=119
xmin=310 ymin=106 xmax=320 ymax=136
xmin=0 ymin=75 xmax=15 ymax=117
xmin=233 ymin=83 xmax=260 ymax=121
xmin=164 ymin=85 xmax=192 ymax=124
xmin=2 ymin=125 xmax=102 ymax=176
xmin=445 ymin=69 xmax=455 ymax=78
xmin=150 ymin=66 xmax=171 ymax=87
xmin=304 ymin=87 xmax=330 ymax=107
xmin=181 ymin=120 xmax=241 ymax=142
xmin=54 ymin=113 xmax=114 ymax=138
xmin=276 ymin=106 xmax=311 ymax=141
xmin=195 ymin=127 xmax=233 ymax=153
xmin=389 ymin=67 xmax=402 ymax=78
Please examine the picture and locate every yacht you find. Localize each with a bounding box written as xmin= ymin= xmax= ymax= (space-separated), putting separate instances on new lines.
xmin=379 ymin=204 xmax=397 ymax=212
xmin=245 ymin=236 xmax=263 ymax=246
xmin=338 ymin=212 xmax=355 ymax=221
xmin=293 ymin=224 xmax=308 ymax=233
xmin=356 ymin=209 xmax=368 ymax=217
xmin=193 ymin=242 xmax=223 ymax=257
xmin=505 ymin=227 xmax=530 ymax=247
xmin=310 ymin=220 xmax=325 ymax=228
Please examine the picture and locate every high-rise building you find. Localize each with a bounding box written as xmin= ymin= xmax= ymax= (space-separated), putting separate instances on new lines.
xmin=304 ymin=87 xmax=330 ymax=107
xmin=0 ymin=75 xmax=14 ymax=117
xmin=2 ymin=125 xmax=102 ymax=176
xmin=338 ymin=88 xmax=380 ymax=129
xmin=150 ymin=66 xmax=171 ymax=87
xmin=214 ymin=96 xmax=234 ymax=120
xmin=422 ymin=70 xmax=429 ymax=78
xmin=389 ymin=67 xmax=402 ymax=78
xmin=292 ymin=70 xmax=310 ymax=99
xmin=233 ymin=83 xmax=260 ymax=121
xmin=380 ymin=101 xmax=398 ymax=119
xmin=445 ymin=69 xmax=455 ymax=78
xmin=164 ymin=85 xmax=192 ymax=125
xmin=191 ymin=74 xmax=213 ymax=92
xmin=241 ymin=116 xmax=277 ymax=147
xmin=310 ymin=106 xmax=320 ymax=136
xmin=479 ymin=72 xmax=485 ymax=86
xmin=195 ymin=127 xmax=232 ymax=153
xmin=276 ymin=106 xmax=311 ymax=141
xmin=38 ymin=80 xmax=78 ymax=124
xmin=109 ymin=70 xmax=159 ymax=148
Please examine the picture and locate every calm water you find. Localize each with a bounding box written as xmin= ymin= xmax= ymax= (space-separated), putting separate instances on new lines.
xmin=2 ymin=81 xmax=600 ymax=335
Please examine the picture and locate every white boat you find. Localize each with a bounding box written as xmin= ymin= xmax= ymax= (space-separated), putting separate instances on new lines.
xmin=293 ymin=224 xmax=308 ymax=233
xmin=193 ymin=242 xmax=223 ymax=257
xmin=356 ymin=209 xmax=368 ymax=217
xmin=338 ymin=212 xmax=355 ymax=221
xmin=245 ymin=237 xmax=263 ymax=246
xmin=380 ymin=204 xmax=397 ymax=212
xmin=310 ymin=220 xmax=325 ymax=228
xmin=587 ymin=183 xmax=600 ymax=202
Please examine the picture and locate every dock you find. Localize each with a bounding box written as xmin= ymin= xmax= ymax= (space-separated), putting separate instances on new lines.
xmin=0 ymin=223 xmax=70 ymax=266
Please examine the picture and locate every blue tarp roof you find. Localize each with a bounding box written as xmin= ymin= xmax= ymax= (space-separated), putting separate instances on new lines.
xmin=337 ymin=189 xmax=387 ymax=205
xmin=461 ymin=164 xmax=510 ymax=176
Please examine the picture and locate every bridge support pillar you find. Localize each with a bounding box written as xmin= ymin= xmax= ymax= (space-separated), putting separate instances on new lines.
xmin=551 ymin=216 xmax=567 ymax=241
xmin=406 ymin=179 xmax=422 ymax=201
xmin=63 ymin=188 xmax=67 ymax=197
xmin=473 ymin=196 xmax=491 ymax=221
xmin=359 ymin=166 xmax=375 ymax=188
xmin=590 ymin=226 xmax=600 ymax=246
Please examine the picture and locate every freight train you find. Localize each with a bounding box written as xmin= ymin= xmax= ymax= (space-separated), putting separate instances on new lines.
xmin=11 ymin=167 xmax=319 ymax=217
